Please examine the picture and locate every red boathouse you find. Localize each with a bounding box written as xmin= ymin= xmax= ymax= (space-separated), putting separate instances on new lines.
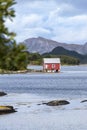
xmin=43 ymin=58 xmax=61 ymax=72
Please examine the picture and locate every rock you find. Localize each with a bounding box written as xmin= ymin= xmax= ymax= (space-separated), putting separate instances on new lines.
xmin=37 ymin=104 xmax=41 ymax=105
xmin=81 ymin=100 xmax=87 ymax=103
xmin=0 ymin=106 xmax=16 ymax=114
xmin=0 ymin=92 xmax=7 ymax=96
xmin=45 ymin=100 xmax=70 ymax=106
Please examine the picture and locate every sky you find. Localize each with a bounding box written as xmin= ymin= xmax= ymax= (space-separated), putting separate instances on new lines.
xmin=6 ymin=0 xmax=87 ymax=44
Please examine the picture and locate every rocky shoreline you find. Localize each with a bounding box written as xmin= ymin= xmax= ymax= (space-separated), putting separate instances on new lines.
xmin=0 ymin=91 xmax=87 ymax=115
xmin=0 ymin=69 xmax=43 ymax=74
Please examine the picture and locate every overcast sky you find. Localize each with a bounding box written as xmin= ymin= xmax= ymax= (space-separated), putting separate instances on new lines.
xmin=6 ymin=0 xmax=87 ymax=44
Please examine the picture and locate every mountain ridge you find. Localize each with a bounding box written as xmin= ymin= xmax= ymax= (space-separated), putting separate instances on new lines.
xmin=23 ymin=37 xmax=87 ymax=55
xmin=43 ymin=46 xmax=87 ymax=64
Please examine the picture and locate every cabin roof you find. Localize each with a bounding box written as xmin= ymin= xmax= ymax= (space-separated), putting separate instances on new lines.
xmin=43 ymin=58 xmax=60 ymax=63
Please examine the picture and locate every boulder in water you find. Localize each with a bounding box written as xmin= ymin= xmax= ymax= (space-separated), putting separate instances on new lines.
xmin=45 ymin=100 xmax=70 ymax=106
xmin=0 ymin=106 xmax=16 ymax=114
xmin=81 ymin=100 xmax=87 ymax=103
xmin=0 ymin=92 xmax=7 ymax=96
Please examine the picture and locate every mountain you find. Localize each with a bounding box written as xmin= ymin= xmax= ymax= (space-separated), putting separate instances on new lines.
xmin=23 ymin=37 xmax=87 ymax=55
xmin=43 ymin=46 xmax=87 ymax=64
xmin=44 ymin=46 xmax=83 ymax=58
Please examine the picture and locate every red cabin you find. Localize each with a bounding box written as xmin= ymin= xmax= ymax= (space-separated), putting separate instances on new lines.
xmin=43 ymin=58 xmax=61 ymax=72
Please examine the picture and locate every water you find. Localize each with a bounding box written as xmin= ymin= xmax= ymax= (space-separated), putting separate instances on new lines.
xmin=0 ymin=65 xmax=87 ymax=130
xmin=0 ymin=65 xmax=87 ymax=98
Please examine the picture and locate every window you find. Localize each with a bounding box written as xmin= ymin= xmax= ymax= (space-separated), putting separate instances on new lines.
xmin=52 ymin=64 xmax=55 ymax=68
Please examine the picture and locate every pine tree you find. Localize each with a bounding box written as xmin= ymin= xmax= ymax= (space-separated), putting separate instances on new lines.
xmin=0 ymin=0 xmax=28 ymax=70
xmin=0 ymin=0 xmax=16 ymax=69
xmin=0 ymin=0 xmax=16 ymax=39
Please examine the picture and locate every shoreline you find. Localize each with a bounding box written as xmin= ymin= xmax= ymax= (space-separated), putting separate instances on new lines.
xmin=0 ymin=64 xmax=87 ymax=74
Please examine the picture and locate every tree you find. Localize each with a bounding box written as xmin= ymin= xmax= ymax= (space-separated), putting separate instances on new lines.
xmin=28 ymin=53 xmax=42 ymax=65
xmin=0 ymin=0 xmax=16 ymax=40
xmin=0 ymin=0 xmax=28 ymax=70
xmin=3 ymin=42 xmax=28 ymax=70
xmin=0 ymin=0 xmax=16 ymax=66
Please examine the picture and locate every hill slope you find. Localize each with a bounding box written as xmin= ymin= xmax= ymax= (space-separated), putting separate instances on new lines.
xmin=43 ymin=46 xmax=87 ymax=64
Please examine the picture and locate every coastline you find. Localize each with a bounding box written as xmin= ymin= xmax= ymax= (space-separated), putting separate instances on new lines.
xmin=0 ymin=64 xmax=87 ymax=74
xmin=0 ymin=67 xmax=43 ymax=74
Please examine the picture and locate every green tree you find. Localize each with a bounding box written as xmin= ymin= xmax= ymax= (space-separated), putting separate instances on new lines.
xmin=0 ymin=0 xmax=16 ymax=67
xmin=4 ymin=43 xmax=28 ymax=70
xmin=28 ymin=53 xmax=42 ymax=65
xmin=0 ymin=0 xmax=28 ymax=70
xmin=0 ymin=0 xmax=16 ymax=40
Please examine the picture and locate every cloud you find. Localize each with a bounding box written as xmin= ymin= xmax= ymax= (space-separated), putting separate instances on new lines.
xmin=54 ymin=17 xmax=87 ymax=43
xmin=5 ymin=0 xmax=87 ymax=44
xmin=15 ymin=27 xmax=52 ymax=42
xmin=20 ymin=14 xmax=43 ymax=28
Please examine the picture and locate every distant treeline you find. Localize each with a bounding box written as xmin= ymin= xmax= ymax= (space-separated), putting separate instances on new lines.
xmin=27 ymin=52 xmax=80 ymax=65
xmin=43 ymin=46 xmax=87 ymax=64
xmin=27 ymin=46 xmax=87 ymax=65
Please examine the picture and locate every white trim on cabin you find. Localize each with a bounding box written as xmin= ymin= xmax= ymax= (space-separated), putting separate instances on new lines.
xmin=43 ymin=58 xmax=60 ymax=64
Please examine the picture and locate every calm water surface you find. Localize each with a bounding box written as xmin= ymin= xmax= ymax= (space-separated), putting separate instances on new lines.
xmin=0 ymin=65 xmax=87 ymax=98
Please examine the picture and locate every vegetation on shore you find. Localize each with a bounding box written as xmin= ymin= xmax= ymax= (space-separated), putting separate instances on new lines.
xmin=27 ymin=52 xmax=80 ymax=65
xmin=27 ymin=46 xmax=87 ymax=66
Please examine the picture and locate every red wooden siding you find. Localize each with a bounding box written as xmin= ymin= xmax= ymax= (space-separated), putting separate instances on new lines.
xmin=44 ymin=63 xmax=61 ymax=72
